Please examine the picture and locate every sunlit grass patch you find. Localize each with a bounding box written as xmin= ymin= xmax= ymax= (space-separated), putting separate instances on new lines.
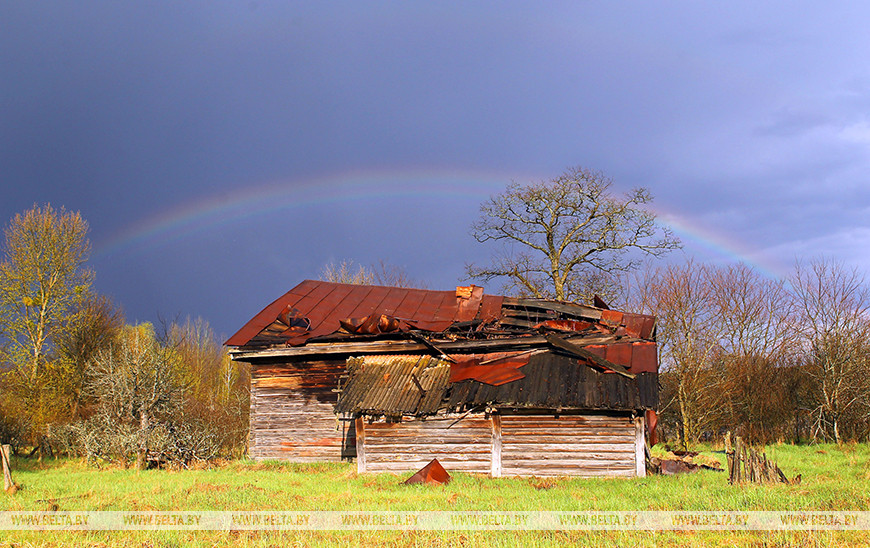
xmin=2 ymin=444 xmax=870 ymax=546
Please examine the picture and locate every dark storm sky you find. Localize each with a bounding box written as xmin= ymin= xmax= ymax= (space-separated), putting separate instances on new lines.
xmin=2 ymin=2 xmax=869 ymax=337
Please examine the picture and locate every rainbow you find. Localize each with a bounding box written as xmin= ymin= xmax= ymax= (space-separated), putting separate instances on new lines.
xmin=657 ymin=210 xmax=788 ymax=280
xmin=93 ymin=167 xmax=523 ymax=258
xmin=94 ymin=167 xmax=786 ymax=279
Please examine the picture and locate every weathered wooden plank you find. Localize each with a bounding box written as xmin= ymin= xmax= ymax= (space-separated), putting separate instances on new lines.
xmin=249 ymin=454 xmax=345 ymax=462
xmin=501 ymin=433 xmax=635 ymax=443
xmin=501 ymin=444 xmax=633 ymax=454
xmin=501 ymin=297 xmax=603 ymax=320
xmin=254 ymin=439 xmax=345 ymax=448
xmin=498 ymin=317 xmax=537 ymax=329
xmin=360 ymin=436 xmax=492 ymax=445
xmin=500 ymin=414 xmax=632 ymax=422
xmin=360 ymin=413 xmax=493 ymax=473
xmin=367 ymin=454 xmax=490 ymax=464
xmin=501 ymin=448 xmax=635 ymax=458
xmin=501 ymin=462 xmax=635 ymax=471
xmin=367 ymin=463 xmax=490 ymax=473
xmin=367 ymin=465 xmax=490 ymax=473
xmin=363 ymin=425 xmax=493 ymax=433
xmin=500 ymin=421 xmax=634 ymax=429
xmin=501 ymin=418 xmax=633 ymax=428
xmin=498 ymin=427 xmax=636 ymax=437
xmin=500 ymin=455 xmax=632 ymax=466
xmin=250 ymin=412 xmax=336 ymax=420
xmin=251 ymin=415 xmax=340 ymax=422
xmin=501 ymin=468 xmax=635 ymax=477
xmin=2 ymin=444 xmax=13 ymax=491
xmin=250 ymin=423 xmax=344 ymax=431
xmin=487 ymin=412 xmax=639 ymax=477
xmin=364 ymin=422 xmax=492 ymax=430
xmin=500 ymin=437 xmax=635 ymax=447
xmin=251 ymin=427 xmax=344 ymax=436
xmin=367 ymin=447 xmax=491 ymax=456
xmin=366 ymin=415 xmax=491 ymax=426
xmin=366 ymin=463 xmax=490 ymax=472
xmin=249 ymin=446 xmax=342 ymax=456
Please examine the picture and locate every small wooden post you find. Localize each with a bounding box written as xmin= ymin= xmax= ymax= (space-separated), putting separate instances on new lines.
xmin=725 ymin=431 xmax=734 ymax=483
xmin=490 ymin=414 xmax=502 ymax=478
xmin=2 ymin=444 xmax=13 ymax=491
xmin=355 ymin=418 xmax=366 ymax=474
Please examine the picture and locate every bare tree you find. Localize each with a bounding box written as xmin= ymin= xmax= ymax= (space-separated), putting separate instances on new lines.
xmin=320 ymin=259 xmax=426 ymax=288
xmin=466 ymin=166 xmax=680 ymax=303
xmin=629 ymin=260 xmax=724 ymax=446
xmin=86 ymin=324 xmax=183 ymax=469
xmin=168 ymin=317 xmax=249 ymax=455
xmin=320 ymin=260 xmax=374 ymax=285
xmin=790 ymin=258 xmax=870 ymax=443
xmin=708 ymin=264 xmax=797 ymax=443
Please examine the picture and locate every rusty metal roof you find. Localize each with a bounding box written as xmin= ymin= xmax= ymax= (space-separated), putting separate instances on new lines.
xmin=225 ymin=280 xmax=504 ymax=348
xmin=225 ymin=280 xmax=655 ymax=351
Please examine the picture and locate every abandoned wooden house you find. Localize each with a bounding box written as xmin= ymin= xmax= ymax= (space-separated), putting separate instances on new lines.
xmin=226 ymin=279 xmax=659 ymax=477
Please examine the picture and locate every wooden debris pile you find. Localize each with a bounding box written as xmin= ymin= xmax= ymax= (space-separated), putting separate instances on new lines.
xmin=725 ymin=433 xmax=798 ymax=485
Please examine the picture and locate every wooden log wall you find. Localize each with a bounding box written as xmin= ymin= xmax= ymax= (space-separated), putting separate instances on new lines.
xmin=498 ymin=414 xmax=640 ymax=477
xmin=357 ymin=414 xmax=493 ymax=474
xmin=248 ymin=359 xmax=355 ymax=461
xmin=357 ymin=412 xmax=645 ymax=477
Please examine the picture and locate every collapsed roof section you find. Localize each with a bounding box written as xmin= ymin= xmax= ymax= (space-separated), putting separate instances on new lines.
xmin=334 ymin=353 xmax=659 ymax=418
xmin=227 ymin=280 xmax=660 ymax=415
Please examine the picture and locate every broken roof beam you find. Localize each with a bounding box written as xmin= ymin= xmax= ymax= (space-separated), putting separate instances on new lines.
xmin=498 ymin=317 xmax=538 ymax=329
xmin=231 ymin=333 xmax=624 ymax=361
xmin=408 ymin=332 xmax=456 ymax=363
xmin=544 ymin=333 xmax=636 ymax=379
xmin=501 ymin=297 xmax=603 ymax=320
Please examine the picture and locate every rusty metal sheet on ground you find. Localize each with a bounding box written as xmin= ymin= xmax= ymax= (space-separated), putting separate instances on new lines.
xmin=404 ymin=458 xmax=451 ymax=485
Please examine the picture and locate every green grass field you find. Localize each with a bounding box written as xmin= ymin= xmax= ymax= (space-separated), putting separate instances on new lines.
xmin=2 ymin=443 xmax=869 ymax=547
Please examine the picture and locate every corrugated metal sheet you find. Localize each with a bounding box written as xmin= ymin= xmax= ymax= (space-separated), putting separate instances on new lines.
xmin=335 ymin=355 xmax=451 ymax=416
xmin=336 ymin=352 xmax=658 ymax=417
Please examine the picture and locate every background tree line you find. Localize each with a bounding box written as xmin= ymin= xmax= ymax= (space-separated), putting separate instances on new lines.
xmin=623 ymin=258 xmax=870 ymax=446
xmin=0 ymin=205 xmax=249 ymax=466
xmin=466 ymin=167 xmax=870 ymax=446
